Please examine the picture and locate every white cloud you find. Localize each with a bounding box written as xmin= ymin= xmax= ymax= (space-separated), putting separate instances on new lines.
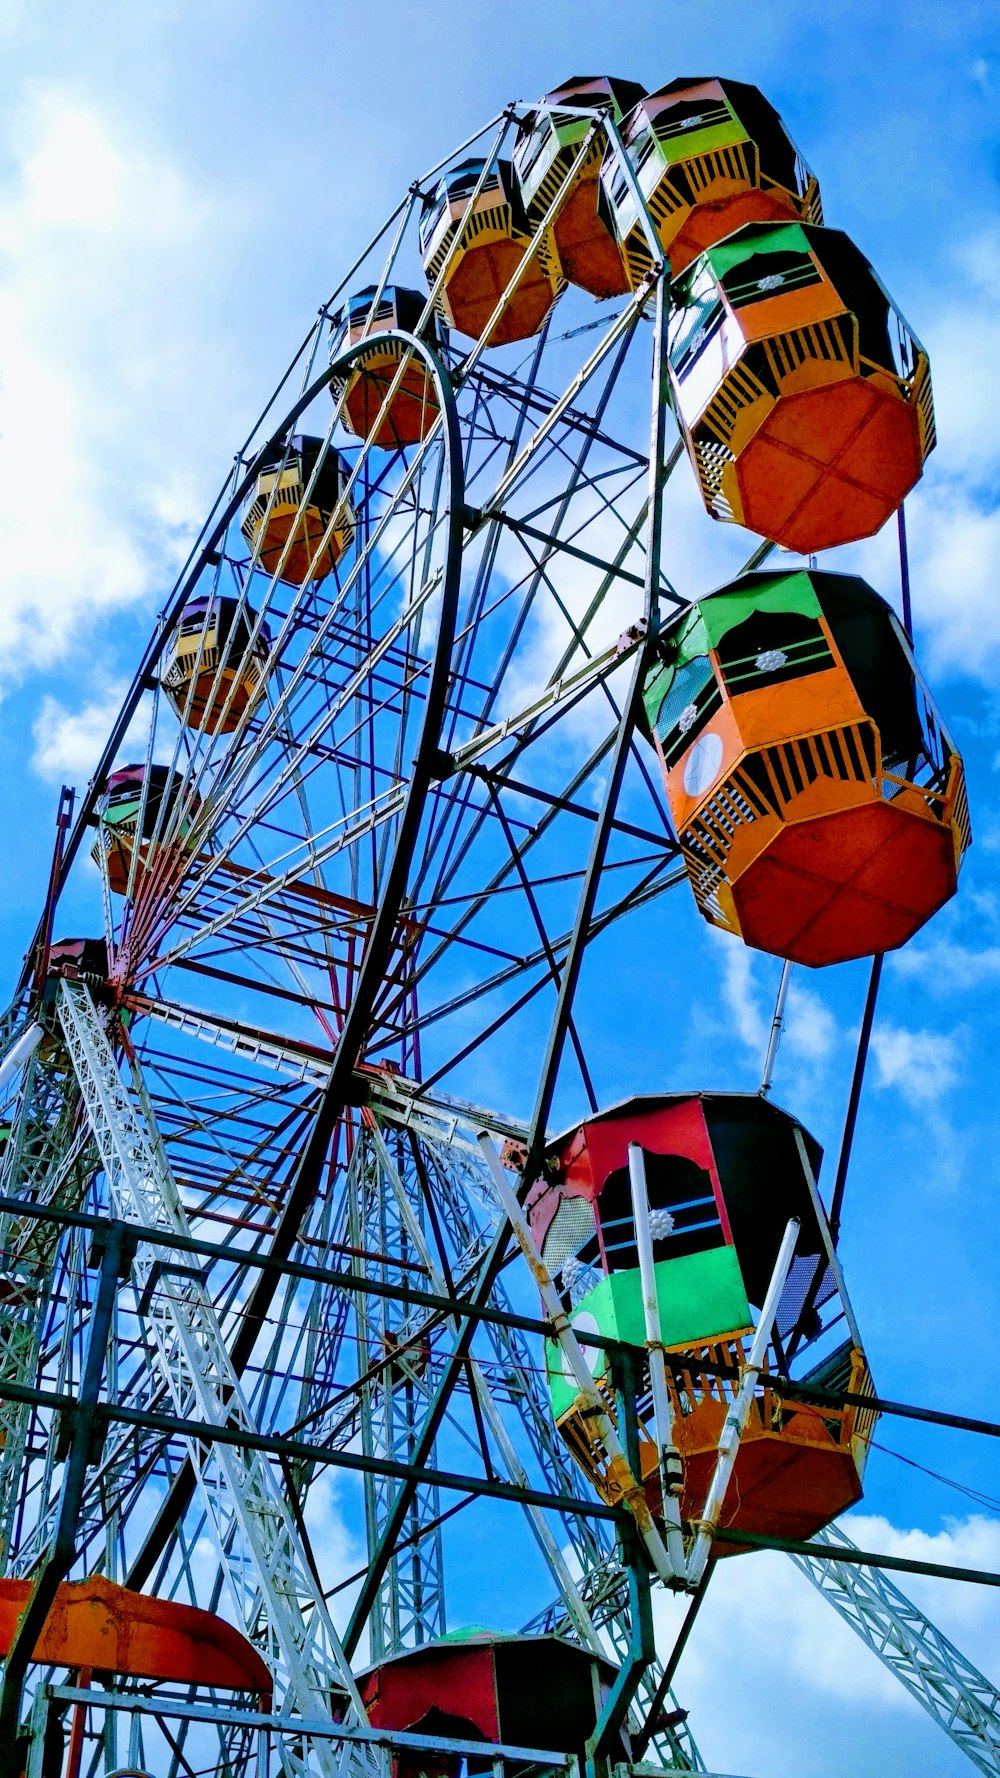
xmin=715 ymin=931 xmax=769 ymax=1058
xmin=891 ymin=936 xmax=1000 ymax=995
xmin=655 ymin=1513 xmax=1000 ymax=1777
xmin=846 ymin=1512 xmax=1000 ymax=1657
xmin=871 ymin=1021 xmax=962 ymax=1107
xmin=33 ymin=683 xmax=130 ymax=782
xmin=904 ymin=490 xmax=1000 ymax=681
xmin=0 ymin=86 xmax=223 ymax=696
xmin=898 ymin=229 xmax=1000 ymax=680
xmin=783 ymin=981 xmax=838 ymax=1064
xmin=922 ymin=228 xmax=1000 ymax=487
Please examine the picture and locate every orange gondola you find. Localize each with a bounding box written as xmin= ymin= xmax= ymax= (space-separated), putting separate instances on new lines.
xmin=600 ymin=77 xmax=821 ymax=283
xmin=330 ymin=285 xmax=441 ymax=447
xmin=419 ymin=158 xmax=563 ymax=345
xmin=513 ymin=76 xmax=646 ymax=299
xmin=91 ymin=764 xmax=200 ymax=897
xmin=162 ymin=594 xmax=269 ymax=733
xmin=669 ymin=221 xmax=935 ymax=552
xmin=641 ymin=569 xmax=969 ymax=965
xmin=240 ymin=434 xmax=355 ymax=584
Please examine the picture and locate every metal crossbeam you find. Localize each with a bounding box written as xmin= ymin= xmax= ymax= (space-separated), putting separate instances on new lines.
xmin=55 ymin=978 xmax=372 ymax=1778
xmin=794 ymin=1521 xmax=1000 ymax=1774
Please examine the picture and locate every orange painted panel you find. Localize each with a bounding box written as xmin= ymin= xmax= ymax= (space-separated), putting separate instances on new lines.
xmin=553 ymin=177 xmax=630 ymax=299
xmin=257 ymin=509 xmax=346 ymax=586
xmin=774 ymin=799 xmax=902 ymax=885
xmin=100 ymin=836 xmax=191 ymax=899
xmin=763 ymin=376 xmax=876 ymax=465
xmin=730 ymin=801 xmax=960 ymax=965
xmin=664 ymin=701 xmax=743 ymax=829
xmin=734 ymin=280 xmax=846 ymax=345
xmin=0 ymin=1576 xmax=271 ymax=1691
xmin=678 ymin=1434 xmax=864 ymax=1547
xmin=733 ymin=378 xmax=922 ymax=552
xmin=843 ymin=808 xmax=958 ymax=917
xmin=730 ymin=668 xmax=865 ymax=751
xmin=641 ymin=1396 xmax=864 ymax=1547
xmin=442 ymin=242 xmax=557 ymax=344
xmin=732 ymin=854 xmax=839 ymax=958
xmin=342 ymin=359 xmax=439 ymax=447
xmin=168 ymin=668 xmax=257 ymax=735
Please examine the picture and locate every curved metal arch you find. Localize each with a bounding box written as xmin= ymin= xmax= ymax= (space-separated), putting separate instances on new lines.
xmin=124 ymin=327 xmax=465 ymax=1587
xmin=18 ymin=327 xmax=464 ymax=993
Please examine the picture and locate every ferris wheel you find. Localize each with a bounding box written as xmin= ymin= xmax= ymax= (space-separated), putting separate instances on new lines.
xmin=0 ymin=71 xmax=993 ymax=1778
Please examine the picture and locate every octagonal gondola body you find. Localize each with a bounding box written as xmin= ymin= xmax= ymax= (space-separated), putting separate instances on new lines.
xmin=642 ymin=570 xmax=969 ymax=965
xmin=419 ymin=158 xmax=564 ymax=345
xmin=524 ymin=1093 xmax=876 ymax=1549
xmin=358 ymin=1631 xmax=616 ymax=1778
xmin=669 ymin=222 xmax=935 ymax=552
xmin=91 ymin=765 xmax=201 ymax=896
xmin=601 ymin=77 xmax=822 ymax=285
xmin=162 ymin=594 xmax=270 ymax=734
xmin=329 ymin=285 xmax=441 ymax=447
xmin=0 ymin=1575 xmax=271 ymax=1693
xmin=513 ymin=76 xmax=646 ymax=299
xmin=240 ymin=435 xmax=355 ymax=585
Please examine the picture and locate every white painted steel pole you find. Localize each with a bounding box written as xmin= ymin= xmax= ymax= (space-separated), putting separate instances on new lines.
xmin=0 ymin=1025 xmax=42 ymax=1094
xmin=686 ymin=1216 xmax=800 ymax=1586
xmin=477 ymin=1131 xmax=686 ymax=1588
xmin=760 ymin=960 xmax=793 ymax=1096
xmin=792 ymin=1127 xmax=864 ymax=1351
xmin=626 ymin=1143 xmax=688 ymax=1576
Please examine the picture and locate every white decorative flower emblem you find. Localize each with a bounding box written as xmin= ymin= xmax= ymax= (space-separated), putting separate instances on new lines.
xmin=677 ymin=702 xmax=699 ymax=734
xmin=562 ymin=1254 xmax=600 ymax=1305
xmin=648 ymin=1207 xmax=676 ymax=1241
xmin=755 ymin=648 xmax=788 ymax=672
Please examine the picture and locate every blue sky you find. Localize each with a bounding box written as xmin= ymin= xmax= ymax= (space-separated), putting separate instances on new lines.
xmin=2 ymin=3 xmax=1000 ymax=1774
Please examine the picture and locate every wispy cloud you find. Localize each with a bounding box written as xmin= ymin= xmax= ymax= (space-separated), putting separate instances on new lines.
xmin=871 ymin=1021 xmax=963 ymax=1107
xmin=892 ymin=936 xmax=1000 ymax=995
xmin=783 ymin=981 xmax=838 ymax=1065
xmin=715 ymin=932 xmax=769 ymax=1059
xmin=655 ymin=1512 xmax=1000 ymax=1776
xmin=31 ymin=683 xmax=153 ymax=783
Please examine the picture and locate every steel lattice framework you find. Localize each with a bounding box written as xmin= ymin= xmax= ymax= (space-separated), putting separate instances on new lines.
xmin=795 ymin=1524 xmax=1000 ymax=1775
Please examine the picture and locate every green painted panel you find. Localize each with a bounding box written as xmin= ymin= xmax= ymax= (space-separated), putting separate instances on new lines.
xmin=655 ymin=117 xmax=746 ymax=168
xmin=641 ymin=657 xmax=677 ymax=733
xmin=553 ymin=115 xmax=591 ymax=151
xmin=100 ymin=805 xmax=139 ymax=832
xmin=545 ymin=1247 xmax=751 ymax=1420
xmin=706 ymin=220 xmax=810 ymax=277
xmin=644 ymin=574 xmax=822 ymax=719
xmin=695 ymin=573 xmax=822 ymax=647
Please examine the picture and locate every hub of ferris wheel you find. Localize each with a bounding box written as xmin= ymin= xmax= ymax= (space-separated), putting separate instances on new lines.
xmin=0 ymin=66 xmax=987 ymax=1778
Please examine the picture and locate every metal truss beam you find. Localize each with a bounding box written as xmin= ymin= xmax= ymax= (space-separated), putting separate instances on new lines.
xmin=793 ymin=1522 xmax=1000 ymax=1775
xmin=54 ymin=978 xmax=370 ymax=1778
